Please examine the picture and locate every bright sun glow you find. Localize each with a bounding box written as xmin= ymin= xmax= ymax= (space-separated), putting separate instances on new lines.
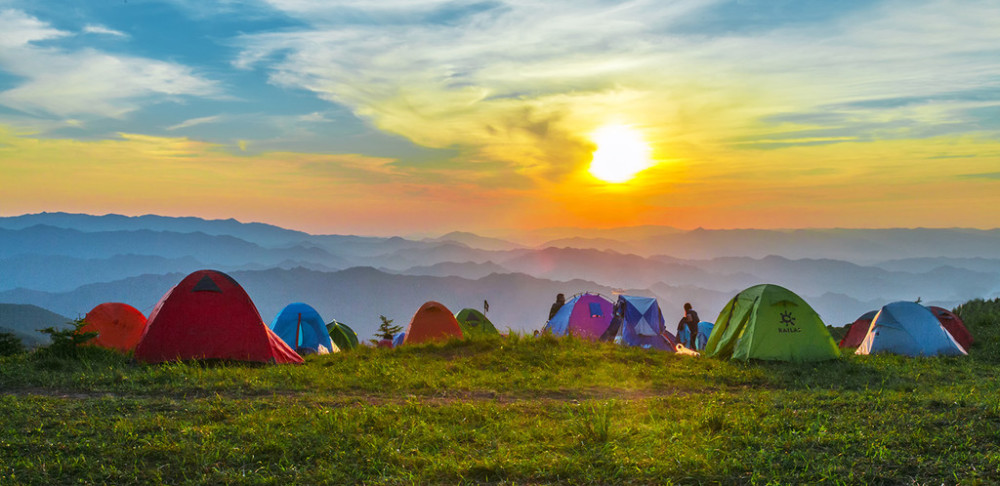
xmin=587 ymin=124 xmax=653 ymax=183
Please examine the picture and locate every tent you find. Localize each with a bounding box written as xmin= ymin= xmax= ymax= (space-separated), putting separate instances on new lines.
xmin=704 ymin=284 xmax=840 ymax=361
xmin=135 ymin=270 xmax=302 ymax=364
xmin=694 ymin=322 xmax=714 ymax=351
xmin=543 ymin=293 xmax=614 ymax=340
xmin=616 ymin=295 xmax=674 ymax=351
xmin=81 ymin=302 xmax=147 ymax=353
xmin=927 ymin=306 xmax=974 ymax=350
xmin=676 ymin=321 xmax=712 ymax=350
xmin=455 ymin=308 xmax=500 ymax=337
xmin=392 ymin=331 xmax=406 ymax=348
xmin=269 ymin=303 xmax=338 ymax=355
xmin=856 ymin=301 xmax=967 ymax=357
xmin=839 ymin=310 xmax=878 ymax=348
xmin=402 ymin=301 xmax=463 ymax=345
xmin=327 ymin=320 xmax=359 ymax=351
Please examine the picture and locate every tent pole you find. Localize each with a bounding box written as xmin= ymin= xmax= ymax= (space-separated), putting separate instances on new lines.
xmin=296 ymin=313 xmax=301 ymax=351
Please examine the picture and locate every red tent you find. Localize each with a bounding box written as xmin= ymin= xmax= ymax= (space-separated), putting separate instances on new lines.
xmin=135 ymin=270 xmax=302 ymax=364
xmin=81 ymin=303 xmax=147 ymax=353
xmin=839 ymin=310 xmax=877 ymax=348
xmin=402 ymin=301 xmax=463 ymax=345
xmin=927 ymin=306 xmax=973 ymax=350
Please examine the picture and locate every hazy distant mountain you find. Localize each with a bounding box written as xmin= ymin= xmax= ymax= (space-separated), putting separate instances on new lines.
xmin=0 ymin=254 xmax=205 ymax=293
xmin=510 ymin=225 xmax=684 ymax=247
xmin=873 ymin=257 xmax=1000 ymax=274
xmin=0 ymin=212 xmax=312 ymax=247
xmin=500 ymin=247 xmax=710 ymax=289
xmin=427 ymin=231 xmax=523 ymax=251
xmin=0 ymin=303 xmax=72 ymax=347
xmin=398 ymin=261 xmax=511 ymax=280
xmin=366 ymin=242 xmax=523 ymax=271
xmin=0 ymin=226 xmax=350 ymax=268
xmin=537 ymin=237 xmax=640 ymax=253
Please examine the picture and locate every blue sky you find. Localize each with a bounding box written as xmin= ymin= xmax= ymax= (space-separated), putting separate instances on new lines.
xmin=1 ymin=0 xmax=998 ymax=234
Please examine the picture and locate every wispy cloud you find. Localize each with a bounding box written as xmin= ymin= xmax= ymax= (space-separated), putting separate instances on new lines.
xmin=167 ymin=115 xmax=224 ymax=131
xmin=0 ymin=9 xmax=219 ymax=118
xmin=82 ymin=24 xmax=128 ymax=37
xmin=232 ymin=0 xmax=1000 ymax=182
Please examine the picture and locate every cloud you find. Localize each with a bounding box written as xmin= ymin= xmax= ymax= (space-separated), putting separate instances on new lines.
xmin=167 ymin=115 xmax=224 ymax=131
xmin=0 ymin=9 xmax=219 ymax=118
xmin=231 ymin=0 xmax=1000 ymax=184
xmin=82 ymin=24 xmax=128 ymax=37
xmin=960 ymin=172 xmax=1000 ymax=180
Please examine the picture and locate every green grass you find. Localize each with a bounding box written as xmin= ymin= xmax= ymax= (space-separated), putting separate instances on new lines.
xmin=1 ymin=300 xmax=999 ymax=484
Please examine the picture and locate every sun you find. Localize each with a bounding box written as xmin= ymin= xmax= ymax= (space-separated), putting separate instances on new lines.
xmin=587 ymin=124 xmax=653 ymax=183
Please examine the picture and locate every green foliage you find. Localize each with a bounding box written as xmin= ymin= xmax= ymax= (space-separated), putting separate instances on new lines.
xmin=37 ymin=318 xmax=98 ymax=359
xmin=0 ymin=300 xmax=999 ymax=484
xmin=372 ymin=314 xmax=402 ymax=342
xmin=0 ymin=332 xmax=25 ymax=357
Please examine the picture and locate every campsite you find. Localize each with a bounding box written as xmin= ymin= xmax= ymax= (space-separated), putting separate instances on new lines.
xmin=1 ymin=269 xmax=999 ymax=483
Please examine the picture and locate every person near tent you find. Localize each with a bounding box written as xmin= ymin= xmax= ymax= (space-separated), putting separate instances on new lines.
xmin=548 ymin=293 xmax=566 ymax=321
xmin=677 ymin=303 xmax=700 ymax=348
xmin=599 ymin=298 xmax=626 ymax=342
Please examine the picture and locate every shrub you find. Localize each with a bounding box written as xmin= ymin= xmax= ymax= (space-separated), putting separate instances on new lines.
xmin=0 ymin=331 xmax=25 ymax=357
xmin=37 ymin=317 xmax=97 ymax=359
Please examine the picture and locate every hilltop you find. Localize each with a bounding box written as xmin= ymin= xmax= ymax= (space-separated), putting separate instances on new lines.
xmin=0 ymin=299 xmax=998 ymax=483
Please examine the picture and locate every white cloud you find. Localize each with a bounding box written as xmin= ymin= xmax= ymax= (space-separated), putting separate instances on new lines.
xmin=233 ymin=0 xmax=1000 ymax=170
xmin=167 ymin=115 xmax=224 ymax=131
xmin=82 ymin=24 xmax=128 ymax=37
xmin=0 ymin=9 xmax=219 ymax=118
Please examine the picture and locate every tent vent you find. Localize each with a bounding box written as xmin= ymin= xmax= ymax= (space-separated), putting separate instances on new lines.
xmin=191 ymin=275 xmax=223 ymax=293
xmin=588 ymin=302 xmax=603 ymax=317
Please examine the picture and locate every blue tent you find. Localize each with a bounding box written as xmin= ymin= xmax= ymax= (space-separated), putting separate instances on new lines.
xmin=617 ymin=295 xmax=674 ymax=351
xmin=392 ymin=331 xmax=406 ymax=348
xmin=678 ymin=321 xmax=713 ymax=350
xmin=543 ymin=293 xmax=614 ymax=340
xmin=856 ymin=301 xmax=967 ymax=357
xmin=269 ymin=303 xmax=337 ymax=354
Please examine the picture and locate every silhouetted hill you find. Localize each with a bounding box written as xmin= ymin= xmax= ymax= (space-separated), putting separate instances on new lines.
xmin=428 ymin=232 xmax=523 ymax=251
xmin=0 ymin=226 xmax=349 ymax=268
xmin=0 ymin=303 xmax=72 ymax=347
xmin=500 ymin=247 xmax=710 ymax=289
xmin=874 ymin=257 xmax=1000 ymax=274
xmin=398 ymin=261 xmax=511 ymax=280
xmin=0 ymin=212 xmax=312 ymax=247
xmin=0 ymin=254 xmax=205 ymax=292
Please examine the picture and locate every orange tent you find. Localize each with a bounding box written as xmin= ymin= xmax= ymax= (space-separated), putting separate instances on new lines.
xmin=402 ymin=301 xmax=463 ymax=345
xmin=81 ymin=303 xmax=148 ymax=353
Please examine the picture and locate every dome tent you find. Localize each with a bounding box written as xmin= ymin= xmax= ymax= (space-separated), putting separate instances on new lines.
xmin=856 ymin=301 xmax=967 ymax=357
xmin=543 ymin=293 xmax=614 ymax=340
xmin=839 ymin=310 xmax=878 ymax=348
xmin=270 ymin=303 xmax=338 ymax=355
xmin=704 ymin=284 xmax=840 ymax=362
xmin=455 ymin=308 xmax=499 ymax=337
xmin=615 ymin=295 xmax=674 ymax=351
xmin=80 ymin=302 xmax=147 ymax=353
xmin=327 ymin=320 xmax=360 ymax=351
xmin=135 ymin=270 xmax=302 ymax=364
xmin=402 ymin=301 xmax=463 ymax=345
xmin=927 ymin=306 xmax=973 ymax=350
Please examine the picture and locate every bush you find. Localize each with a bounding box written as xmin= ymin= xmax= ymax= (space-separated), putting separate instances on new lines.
xmin=0 ymin=331 xmax=25 ymax=357
xmin=37 ymin=317 xmax=97 ymax=359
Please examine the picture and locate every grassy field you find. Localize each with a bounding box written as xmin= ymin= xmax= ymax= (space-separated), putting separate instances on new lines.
xmin=2 ymin=300 xmax=1000 ymax=485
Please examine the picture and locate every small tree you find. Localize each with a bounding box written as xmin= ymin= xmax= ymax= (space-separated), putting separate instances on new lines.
xmin=0 ymin=331 xmax=25 ymax=357
xmin=38 ymin=318 xmax=97 ymax=359
xmin=373 ymin=314 xmax=402 ymax=342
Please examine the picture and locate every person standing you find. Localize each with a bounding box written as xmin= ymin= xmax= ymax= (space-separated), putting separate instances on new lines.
xmin=549 ymin=293 xmax=566 ymax=321
xmin=677 ymin=302 xmax=700 ymax=349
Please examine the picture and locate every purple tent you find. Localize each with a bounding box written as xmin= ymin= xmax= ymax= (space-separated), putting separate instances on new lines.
xmin=544 ymin=293 xmax=614 ymax=340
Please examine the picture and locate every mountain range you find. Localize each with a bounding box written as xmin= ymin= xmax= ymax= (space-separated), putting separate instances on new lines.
xmin=1 ymin=212 xmax=997 ymax=344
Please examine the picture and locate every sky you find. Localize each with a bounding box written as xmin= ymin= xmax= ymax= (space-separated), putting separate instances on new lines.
xmin=0 ymin=0 xmax=998 ymax=236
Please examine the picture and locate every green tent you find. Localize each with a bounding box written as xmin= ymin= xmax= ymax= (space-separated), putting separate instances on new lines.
xmin=704 ymin=284 xmax=840 ymax=361
xmin=326 ymin=320 xmax=359 ymax=351
xmin=455 ymin=308 xmax=499 ymax=337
